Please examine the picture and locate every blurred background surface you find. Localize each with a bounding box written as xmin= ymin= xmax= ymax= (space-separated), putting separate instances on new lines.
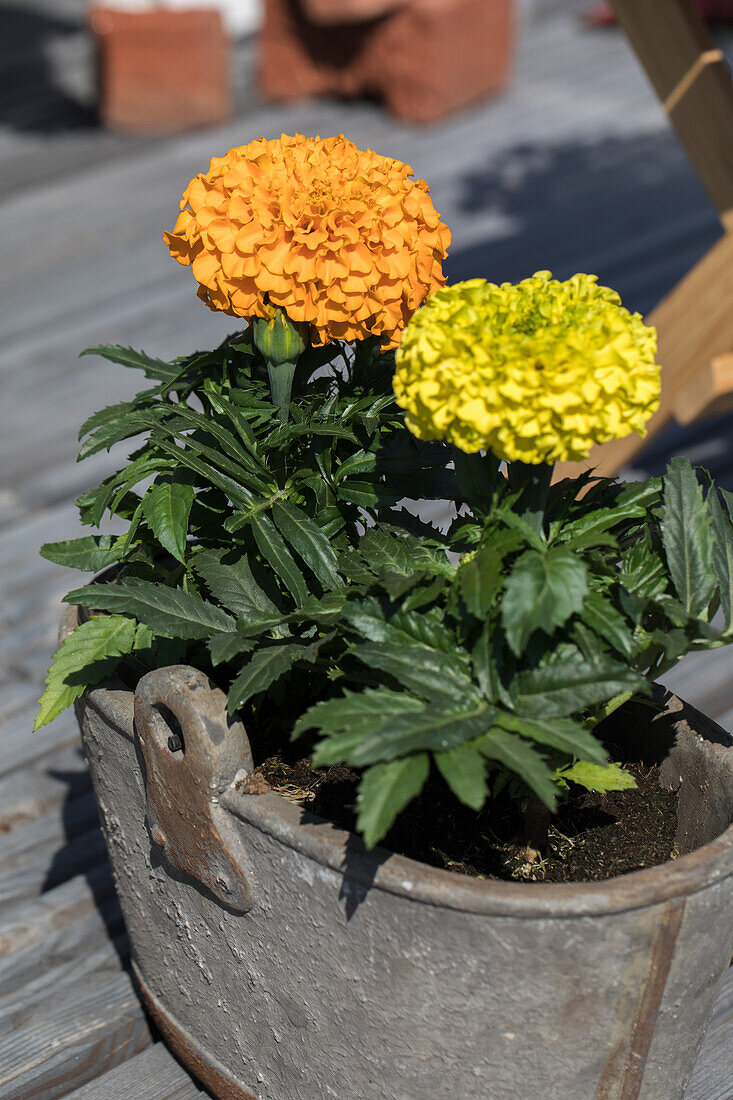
xmin=3 ymin=0 xmax=733 ymax=752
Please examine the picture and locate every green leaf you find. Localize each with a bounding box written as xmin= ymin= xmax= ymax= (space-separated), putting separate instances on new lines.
xmin=152 ymin=435 xmax=256 ymax=512
xmin=515 ymin=648 xmax=644 ymax=717
xmin=351 ymin=641 xmax=481 ymax=705
xmin=494 ymin=711 xmax=607 ymax=764
xmin=289 ymin=590 xmax=348 ymax=626
xmin=208 ymin=632 xmax=254 ymax=667
xmin=434 ymin=743 xmax=488 ymax=810
xmin=457 ymin=546 xmax=505 ymax=617
xmin=228 ymin=644 xmax=307 ymax=711
xmin=453 ymin=450 xmax=499 ymax=510
xmin=580 ymin=590 xmax=635 ymax=660
xmin=662 ymin=457 xmax=714 ymax=617
xmin=616 ymin=477 xmax=663 ymax=511
xmin=142 ymin=478 xmax=194 ymax=564
xmin=559 ymin=504 xmax=645 ymax=550
xmin=81 ymin=344 xmax=179 ymax=381
xmin=250 ymin=513 xmax=309 ymax=605
xmin=619 ymin=540 xmax=668 ymax=599
xmin=312 ymin=700 xmax=493 ymax=767
xmin=193 ymin=549 xmax=279 ymax=620
xmin=477 ymin=729 xmax=557 ymax=809
xmin=709 ymin=488 xmax=733 ymax=630
xmin=336 ymin=481 xmax=401 ymax=510
xmin=357 ymin=528 xmax=411 ymax=574
xmin=35 ymin=615 xmax=137 ymax=729
xmin=356 ymin=754 xmax=430 ymax=848
xmin=40 ymin=535 xmax=126 ymax=572
xmin=271 ymin=502 xmax=341 ymax=591
xmin=299 ymin=687 xmax=423 ymax=743
xmin=64 ymin=580 xmax=234 ymax=640
xmin=502 ymin=548 xmax=589 ymax=656
xmin=560 ymin=760 xmax=637 ymax=793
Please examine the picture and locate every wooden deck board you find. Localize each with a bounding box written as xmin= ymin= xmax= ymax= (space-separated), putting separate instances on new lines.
xmin=0 ymin=0 xmax=731 ymax=1094
xmin=0 ymin=969 xmax=152 ymax=1100
xmin=62 ymin=1043 xmax=206 ymax=1100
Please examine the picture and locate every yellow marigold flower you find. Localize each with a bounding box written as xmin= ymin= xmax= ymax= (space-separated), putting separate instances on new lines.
xmin=163 ymin=133 xmax=450 ymax=349
xmin=392 ymin=272 xmax=660 ymax=464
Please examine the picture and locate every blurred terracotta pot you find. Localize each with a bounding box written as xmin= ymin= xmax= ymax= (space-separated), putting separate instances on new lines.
xmin=259 ymin=0 xmax=514 ymax=124
xmin=90 ymin=6 xmax=231 ymax=133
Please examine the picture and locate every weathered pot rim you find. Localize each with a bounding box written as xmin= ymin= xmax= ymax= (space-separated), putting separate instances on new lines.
xmin=67 ymin=606 xmax=733 ymax=920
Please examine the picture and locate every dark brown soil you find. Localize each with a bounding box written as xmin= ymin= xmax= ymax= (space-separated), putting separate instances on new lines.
xmin=238 ymin=752 xmax=679 ymax=884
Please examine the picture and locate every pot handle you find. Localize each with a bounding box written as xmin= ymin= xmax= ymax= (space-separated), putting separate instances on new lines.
xmin=134 ymin=665 xmax=256 ymax=914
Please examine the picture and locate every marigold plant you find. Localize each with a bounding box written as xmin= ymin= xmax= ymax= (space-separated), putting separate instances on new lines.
xmin=38 ymin=139 xmax=733 ymax=868
xmin=164 ymin=133 xmax=450 ymax=348
xmin=392 ymin=272 xmax=660 ymax=463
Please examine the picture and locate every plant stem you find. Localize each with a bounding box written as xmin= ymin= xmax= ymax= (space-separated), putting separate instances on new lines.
xmin=507 ymin=460 xmax=554 ymax=535
xmin=267 ymin=360 xmax=297 ymax=423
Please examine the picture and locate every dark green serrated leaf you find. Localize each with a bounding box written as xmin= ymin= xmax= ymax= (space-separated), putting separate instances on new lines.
xmin=493 ymin=504 xmax=546 ymax=551
xmin=559 ymin=504 xmax=645 ymax=549
xmin=64 ymin=580 xmax=234 ymax=640
xmin=434 ymin=743 xmax=488 ymax=811
xmin=477 ymin=729 xmax=557 ymax=809
xmin=142 ymin=478 xmax=194 ymax=564
xmin=580 ymin=590 xmax=635 ymax=660
xmin=250 ymin=513 xmax=309 ymax=605
xmin=336 ymin=481 xmax=401 ymax=510
xmin=272 ymin=502 xmax=341 ymax=591
xmin=502 ymin=548 xmax=588 ymax=656
xmin=228 ymin=644 xmax=307 ymax=711
xmin=208 ymin=632 xmax=255 ymax=667
xmin=457 ymin=546 xmax=505 ymax=617
xmin=40 ymin=535 xmax=126 ymax=572
xmin=299 ymin=687 xmax=422 ymax=745
xmin=662 ymin=457 xmax=714 ymax=616
xmin=352 ymin=641 xmax=480 ymax=705
xmin=452 ymin=450 xmax=499 ymax=510
xmin=35 ymin=615 xmax=138 ymax=729
xmin=193 ymin=549 xmax=279 ymax=619
xmin=709 ymin=488 xmax=733 ymax=629
xmin=356 ymin=755 xmax=430 ymax=849
xmin=494 ymin=711 xmax=606 ymax=764
xmin=313 ymin=699 xmax=492 ymax=767
xmin=619 ymin=540 xmax=668 ymax=598
xmin=81 ymin=344 xmax=179 ymax=381
xmin=515 ymin=648 xmax=644 ymax=717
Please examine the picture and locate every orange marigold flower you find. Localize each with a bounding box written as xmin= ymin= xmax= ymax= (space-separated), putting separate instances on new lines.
xmin=163 ymin=133 xmax=451 ymax=348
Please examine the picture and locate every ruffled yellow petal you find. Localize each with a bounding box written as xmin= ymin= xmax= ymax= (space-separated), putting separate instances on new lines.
xmin=393 ymin=273 xmax=661 ymax=464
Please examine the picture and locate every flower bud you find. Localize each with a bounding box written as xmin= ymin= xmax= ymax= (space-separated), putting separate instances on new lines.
xmin=252 ymin=309 xmax=308 ymax=369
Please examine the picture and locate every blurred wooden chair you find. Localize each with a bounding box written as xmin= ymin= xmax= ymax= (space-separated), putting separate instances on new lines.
xmin=560 ymin=0 xmax=733 ymax=479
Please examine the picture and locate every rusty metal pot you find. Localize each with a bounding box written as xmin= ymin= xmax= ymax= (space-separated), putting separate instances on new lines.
xmin=63 ymin=606 xmax=733 ymax=1100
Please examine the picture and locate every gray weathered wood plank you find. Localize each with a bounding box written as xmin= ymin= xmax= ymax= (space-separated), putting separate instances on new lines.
xmin=0 ymin=708 xmax=80 ymax=780
xmin=0 ymin=870 xmax=123 ymax=998
xmin=62 ymin=1042 xmax=205 ymax=1100
xmin=0 ymin=822 xmax=107 ymax=912
xmin=0 ymin=969 xmax=152 ymax=1099
xmin=0 ymin=741 xmax=90 ymax=834
xmin=0 ymin=791 xmax=100 ymax=874
xmin=0 ymin=942 xmax=126 ymax=1032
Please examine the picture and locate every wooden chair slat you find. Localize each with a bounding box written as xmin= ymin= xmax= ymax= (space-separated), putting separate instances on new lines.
xmin=611 ymin=0 xmax=733 ymax=226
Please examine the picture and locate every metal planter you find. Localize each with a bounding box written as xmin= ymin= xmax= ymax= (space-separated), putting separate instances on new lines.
xmin=65 ymin=606 xmax=733 ymax=1100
